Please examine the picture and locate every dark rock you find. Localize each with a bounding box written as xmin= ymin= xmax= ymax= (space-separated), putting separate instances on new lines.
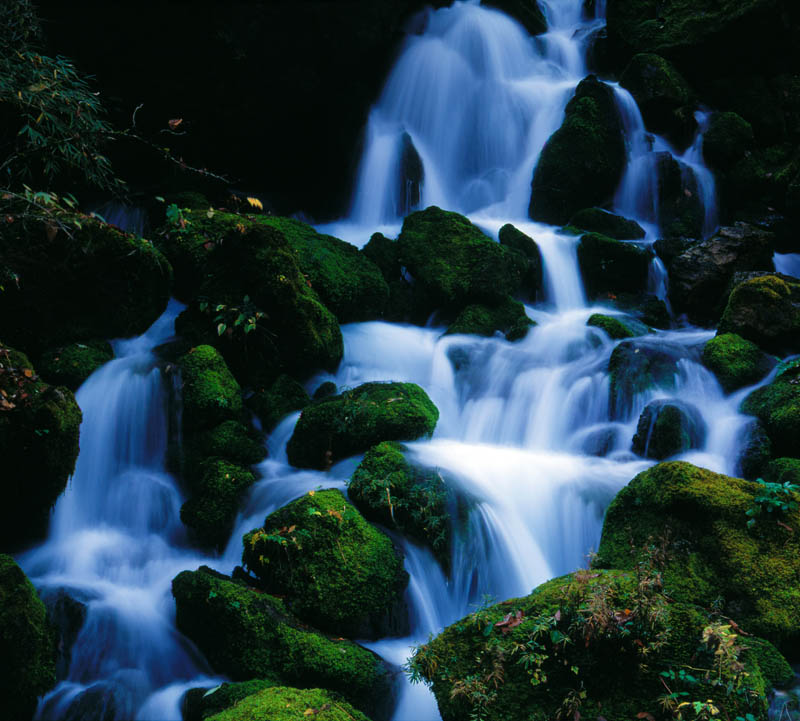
xmin=577 ymin=232 xmax=650 ymax=299
xmin=484 ymin=0 xmax=547 ymax=35
xmin=568 ymin=208 xmax=645 ymax=240
xmin=655 ymin=152 xmax=704 ymax=239
xmin=248 ymin=374 xmax=311 ymax=431
xmin=397 ymin=132 xmax=424 ymax=216
xmin=498 ymin=223 xmax=543 ymax=298
xmin=312 ymin=381 xmax=337 ymax=400
xmin=608 ymin=340 xmax=679 ymax=419
xmin=41 ymin=588 xmax=89 ymax=681
xmin=631 ymin=400 xmax=705 ymax=460
xmin=703 ymin=112 xmax=754 ymax=173
xmin=736 ymin=419 xmax=772 ymax=481
xmin=445 ymin=296 xmax=534 ymax=341
xmin=653 ymin=236 xmax=694 ymax=266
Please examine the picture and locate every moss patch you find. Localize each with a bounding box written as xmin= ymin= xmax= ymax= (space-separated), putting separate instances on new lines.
xmin=247 ymin=374 xmax=310 ymax=431
xmin=243 ymin=489 xmax=408 ymax=639
xmin=38 ymin=340 xmax=114 ymax=391
xmin=286 ymin=382 xmax=439 ymax=470
xmin=587 ymin=313 xmax=647 ymax=339
xmin=178 ymin=345 xmax=243 ymax=431
xmin=702 ymin=333 xmax=774 ymax=393
xmin=741 ymin=361 xmax=800 ymax=457
xmin=445 ymin=296 xmax=533 ymax=341
xmin=205 ymin=686 xmax=371 ymax=721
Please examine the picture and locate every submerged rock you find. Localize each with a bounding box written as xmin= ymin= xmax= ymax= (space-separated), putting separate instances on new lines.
xmin=568 ymin=207 xmax=645 ymax=240
xmin=595 ymin=461 xmax=800 ymax=649
xmin=530 ymin=76 xmax=626 ymax=224
xmin=631 ymin=399 xmax=705 ymax=460
xmin=243 ymin=489 xmax=408 ymax=639
xmin=0 ymin=555 xmax=56 ymax=720
xmin=576 ymin=232 xmax=650 ymax=299
xmin=172 ymin=566 xmax=393 ymax=719
xmin=702 ymin=333 xmax=775 ymax=393
xmin=286 ymin=381 xmax=439 ymax=469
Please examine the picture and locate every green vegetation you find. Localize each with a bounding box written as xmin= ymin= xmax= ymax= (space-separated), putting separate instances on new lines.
xmin=631 ymin=400 xmax=705 ymax=459
xmin=38 ymin=340 xmax=114 ymax=391
xmin=172 ymin=566 xmax=391 ymax=718
xmin=0 ymin=554 xmax=56 ymax=720
xmin=184 ymin=680 xmax=280 ymax=721
xmin=205 ymin=687 xmax=371 ymax=721
xmin=741 ymin=361 xmax=800 ymax=457
xmin=242 ymin=489 xmax=408 ymax=638
xmin=702 ymin=333 xmax=774 ymax=393
xmin=587 ymin=313 xmax=648 ymax=340
xmin=247 ymin=374 xmax=310 ymax=431
xmin=286 ymin=381 xmax=439 ymax=469
xmin=445 ymin=296 xmax=533 ymax=341
xmin=178 ymin=345 xmax=243 ymax=431
xmin=703 ymin=112 xmax=755 ymax=173
xmin=497 ymin=224 xmax=543 ymax=298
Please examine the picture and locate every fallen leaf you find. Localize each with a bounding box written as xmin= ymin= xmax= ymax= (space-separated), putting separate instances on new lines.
xmin=168 ymin=118 xmax=183 ymax=130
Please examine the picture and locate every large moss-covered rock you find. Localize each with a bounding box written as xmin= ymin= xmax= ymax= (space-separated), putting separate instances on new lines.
xmin=247 ymin=374 xmax=311 ymax=431
xmin=595 ymin=461 xmax=800 ymax=649
xmin=702 ymin=333 xmax=775 ymax=393
xmin=0 ymin=555 xmax=56 ymax=720
xmin=260 ymin=217 xmax=388 ymax=323
xmin=286 ymin=382 xmax=439 ymax=469
xmin=177 ymin=345 xmax=243 ymax=431
xmin=361 ymin=232 xmax=418 ymax=323
xmin=741 ymin=362 xmax=800 ymax=458
xmin=180 ymin=420 xmax=265 ymax=480
xmin=668 ymin=223 xmax=774 ymax=325
xmin=497 ymin=223 xmax=543 ymax=298
xmin=159 ymin=212 xmax=342 ymax=383
xmin=631 ymin=399 xmax=705 ymax=459
xmin=718 ymin=274 xmax=800 ymax=355
xmin=348 ymin=442 xmax=452 ymax=570
xmin=619 ymin=53 xmax=694 ymax=148
xmin=608 ymin=340 xmax=679 ymax=418
xmin=204 ymin=687 xmax=371 ymax=721
xmin=568 ymin=207 xmax=645 ymax=240
xmin=172 ymin=566 xmax=392 ymax=719
xmin=444 ymin=296 xmax=533 ymax=341
xmin=38 ymin=340 xmax=114 ymax=391
xmin=242 ymin=489 xmax=408 ymax=639
xmin=576 ymin=232 xmax=650 ymax=299
xmin=703 ymin=111 xmax=755 ymax=173
xmin=410 ymin=567 xmax=774 ymax=721
xmin=396 ymin=207 xmax=526 ymax=317
xmin=0 ymin=218 xmax=171 ymax=357
xmin=0 ymin=345 xmax=81 ymax=548
xmin=184 ymin=680 xmax=280 ymax=721
xmin=530 ymin=76 xmax=626 ymax=224
xmin=655 ymin=152 xmax=704 ymax=239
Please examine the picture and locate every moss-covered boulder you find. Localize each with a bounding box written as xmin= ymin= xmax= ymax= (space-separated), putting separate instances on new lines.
xmin=497 ymin=223 xmax=543 ymax=298
xmin=595 ymin=461 xmax=800 ymax=649
xmin=0 ymin=217 xmax=172 ymax=356
xmin=410 ymin=567 xmax=775 ymax=721
xmin=0 ymin=555 xmax=56 ymax=720
xmin=0 ymin=344 xmax=81 ymax=548
xmin=741 ymin=362 xmax=800 ymax=458
xmin=702 ymin=333 xmax=775 ymax=393
xmin=178 ymin=345 xmax=243 ymax=431
xmin=348 ymin=442 xmax=452 ymax=570
xmin=568 ymin=207 xmax=645 ymax=240
xmin=38 ymin=340 xmax=114 ymax=391
xmin=396 ymin=207 xmax=526 ymax=317
xmin=655 ymin=152 xmax=704 ymax=239
xmin=576 ymin=232 xmax=650 ymax=299
xmin=668 ymin=223 xmax=774 ymax=325
xmin=247 ymin=374 xmax=311 ymax=431
xmin=718 ymin=273 xmax=800 ymax=355
xmin=286 ymin=382 xmax=439 ymax=469
xmin=172 ymin=566 xmax=392 ymax=719
xmin=586 ymin=313 xmax=648 ymax=340
xmin=703 ymin=112 xmax=755 ymax=173
xmin=158 ymin=212 xmax=342 ymax=383
xmin=608 ymin=340 xmax=679 ymax=418
xmin=361 ymin=232 xmax=418 ymax=323
xmin=444 ymin=296 xmax=533 ymax=341
xmin=530 ymin=76 xmax=626 ymax=224
xmin=259 ymin=217 xmax=388 ymax=323
xmin=619 ymin=53 xmax=694 ymax=148
xmin=631 ymin=400 xmax=705 ymax=459
xmin=204 ymin=687 xmax=371 ymax=721
xmin=184 ymin=680 xmax=279 ymax=721
xmin=243 ymin=489 xmax=408 ymax=638
xmin=180 ymin=420 xmax=265 ymax=480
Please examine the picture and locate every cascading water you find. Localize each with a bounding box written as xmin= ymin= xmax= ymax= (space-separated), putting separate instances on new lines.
xmin=15 ymin=2 xmax=785 ymax=721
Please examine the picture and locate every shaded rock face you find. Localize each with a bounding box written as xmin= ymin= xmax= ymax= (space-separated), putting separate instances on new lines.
xmin=631 ymin=399 xmax=705 ymax=460
xmin=703 ymin=111 xmax=755 ymax=173
xmin=667 ymin=223 xmax=775 ymax=325
xmin=655 ymin=152 xmax=704 ymax=240
xmin=736 ymin=419 xmax=772 ymax=481
xmin=718 ymin=273 xmax=800 ymax=355
xmin=498 ymin=223 xmax=543 ymax=298
xmin=576 ymin=232 xmax=650 ymax=299
xmin=529 ymin=76 xmax=626 ymax=224
xmin=397 ymin=132 xmax=424 ymax=216
xmin=568 ymin=207 xmax=645 ymax=240
xmin=608 ymin=340 xmax=680 ymax=419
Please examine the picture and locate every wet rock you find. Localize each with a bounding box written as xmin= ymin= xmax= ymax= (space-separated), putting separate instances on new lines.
xmin=397 ymin=131 xmax=424 ymax=216
xmin=576 ymin=232 xmax=650 ymax=299
xmin=631 ymin=399 xmax=705 ymax=460
xmin=312 ymin=381 xmax=337 ymax=400
xmin=41 ymin=588 xmax=89 ymax=681
xmin=608 ymin=340 xmax=679 ymax=418
xmin=530 ymin=76 xmax=626 ymax=224
xmin=247 ymin=374 xmax=311 ymax=431
xmin=736 ymin=419 xmax=772 ymax=481
xmin=38 ymin=340 xmax=114 ymax=391
xmin=667 ymin=222 xmax=774 ymax=325
xmin=655 ymin=152 xmax=704 ymax=240
xmin=568 ymin=207 xmax=645 ymax=240
xmin=498 ymin=223 xmax=543 ymax=298
xmin=702 ymin=333 xmax=775 ymax=393
xmin=587 ymin=313 xmax=648 ymax=340
xmin=703 ymin=111 xmax=754 ymax=173
xmin=445 ymin=296 xmax=534 ymax=341
xmin=741 ymin=361 xmax=800 ymax=458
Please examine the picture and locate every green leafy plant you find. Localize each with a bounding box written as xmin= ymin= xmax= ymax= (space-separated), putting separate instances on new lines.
xmin=198 ymin=295 xmax=267 ymax=337
xmin=745 ymin=478 xmax=799 ymax=529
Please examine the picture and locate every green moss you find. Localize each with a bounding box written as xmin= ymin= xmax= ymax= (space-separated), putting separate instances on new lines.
xmin=180 ymin=459 xmax=256 ymax=549
xmin=181 ymin=420 xmax=265 ymax=479
xmin=703 ymin=112 xmax=755 ymax=172
xmin=172 ymin=566 xmax=391 ymax=718
xmin=184 ymin=680 xmax=280 ymax=721
xmin=702 ymin=333 xmax=774 ymax=393
xmin=631 ymin=400 xmax=705 ymax=459
xmin=764 ymin=458 xmax=800 ymax=485
xmin=0 ymin=555 xmax=56 ymax=720
xmin=0 ymin=217 xmax=172 ymax=355
xmin=742 ymin=636 xmax=795 ymax=689
xmin=312 ymin=381 xmax=337 ymax=400
xmin=38 ymin=339 xmax=114 ymax=391
xmin=397 ymin=207 xmax=526 ymax=316
xmin=741 ymin=362 xmax=800 ymax=457
xmin=576 ymin=232 xmax=650 ymax=299
xmin=0 ymin=344 xmax=81 ymax=548
xmin=568 ymin=208 xmax=645 ymax=240
xmin=349 ymin=442 xmax=452 ymax=571
xmin=497 ymin=224 xmax=543 ymax=298
xmin=656 ymin=151 xmax=705 ymax=239
xmin=445 ymin=296 xmax=533 ymax=341
xmin=411 ymin=567 xmax=769 ymax=721
xmin=247 ymin=374 xmax=310 ymax=431
xmin=286 ymin=381 xmax=439 ymax=470
xmin=178 ymin=345 xmax=243 ymax=431
xmin=586 ymin=313 xmax=647 ymax=339
xmin=530 ymin=76 xmax=626 ymax=224
xmin=718 ymin=274 xmax=800 ymax=355
xmin=259 ymin=216 xmax=388 ymax=323
xmin=205 ymin=687 xmax=371 ymax=721
xmin=594 ymin=461 xmax=800 ymax=649
xmin=242 ymin=489 xmax=408 ymax=638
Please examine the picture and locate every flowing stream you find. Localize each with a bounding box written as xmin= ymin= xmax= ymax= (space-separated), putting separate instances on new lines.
xmin=14 ymin=1 xmax=793 ymax=720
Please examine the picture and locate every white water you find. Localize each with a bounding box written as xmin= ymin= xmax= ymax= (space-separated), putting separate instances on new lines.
xmin=15 ymin=2 xmax=764 ymax=721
